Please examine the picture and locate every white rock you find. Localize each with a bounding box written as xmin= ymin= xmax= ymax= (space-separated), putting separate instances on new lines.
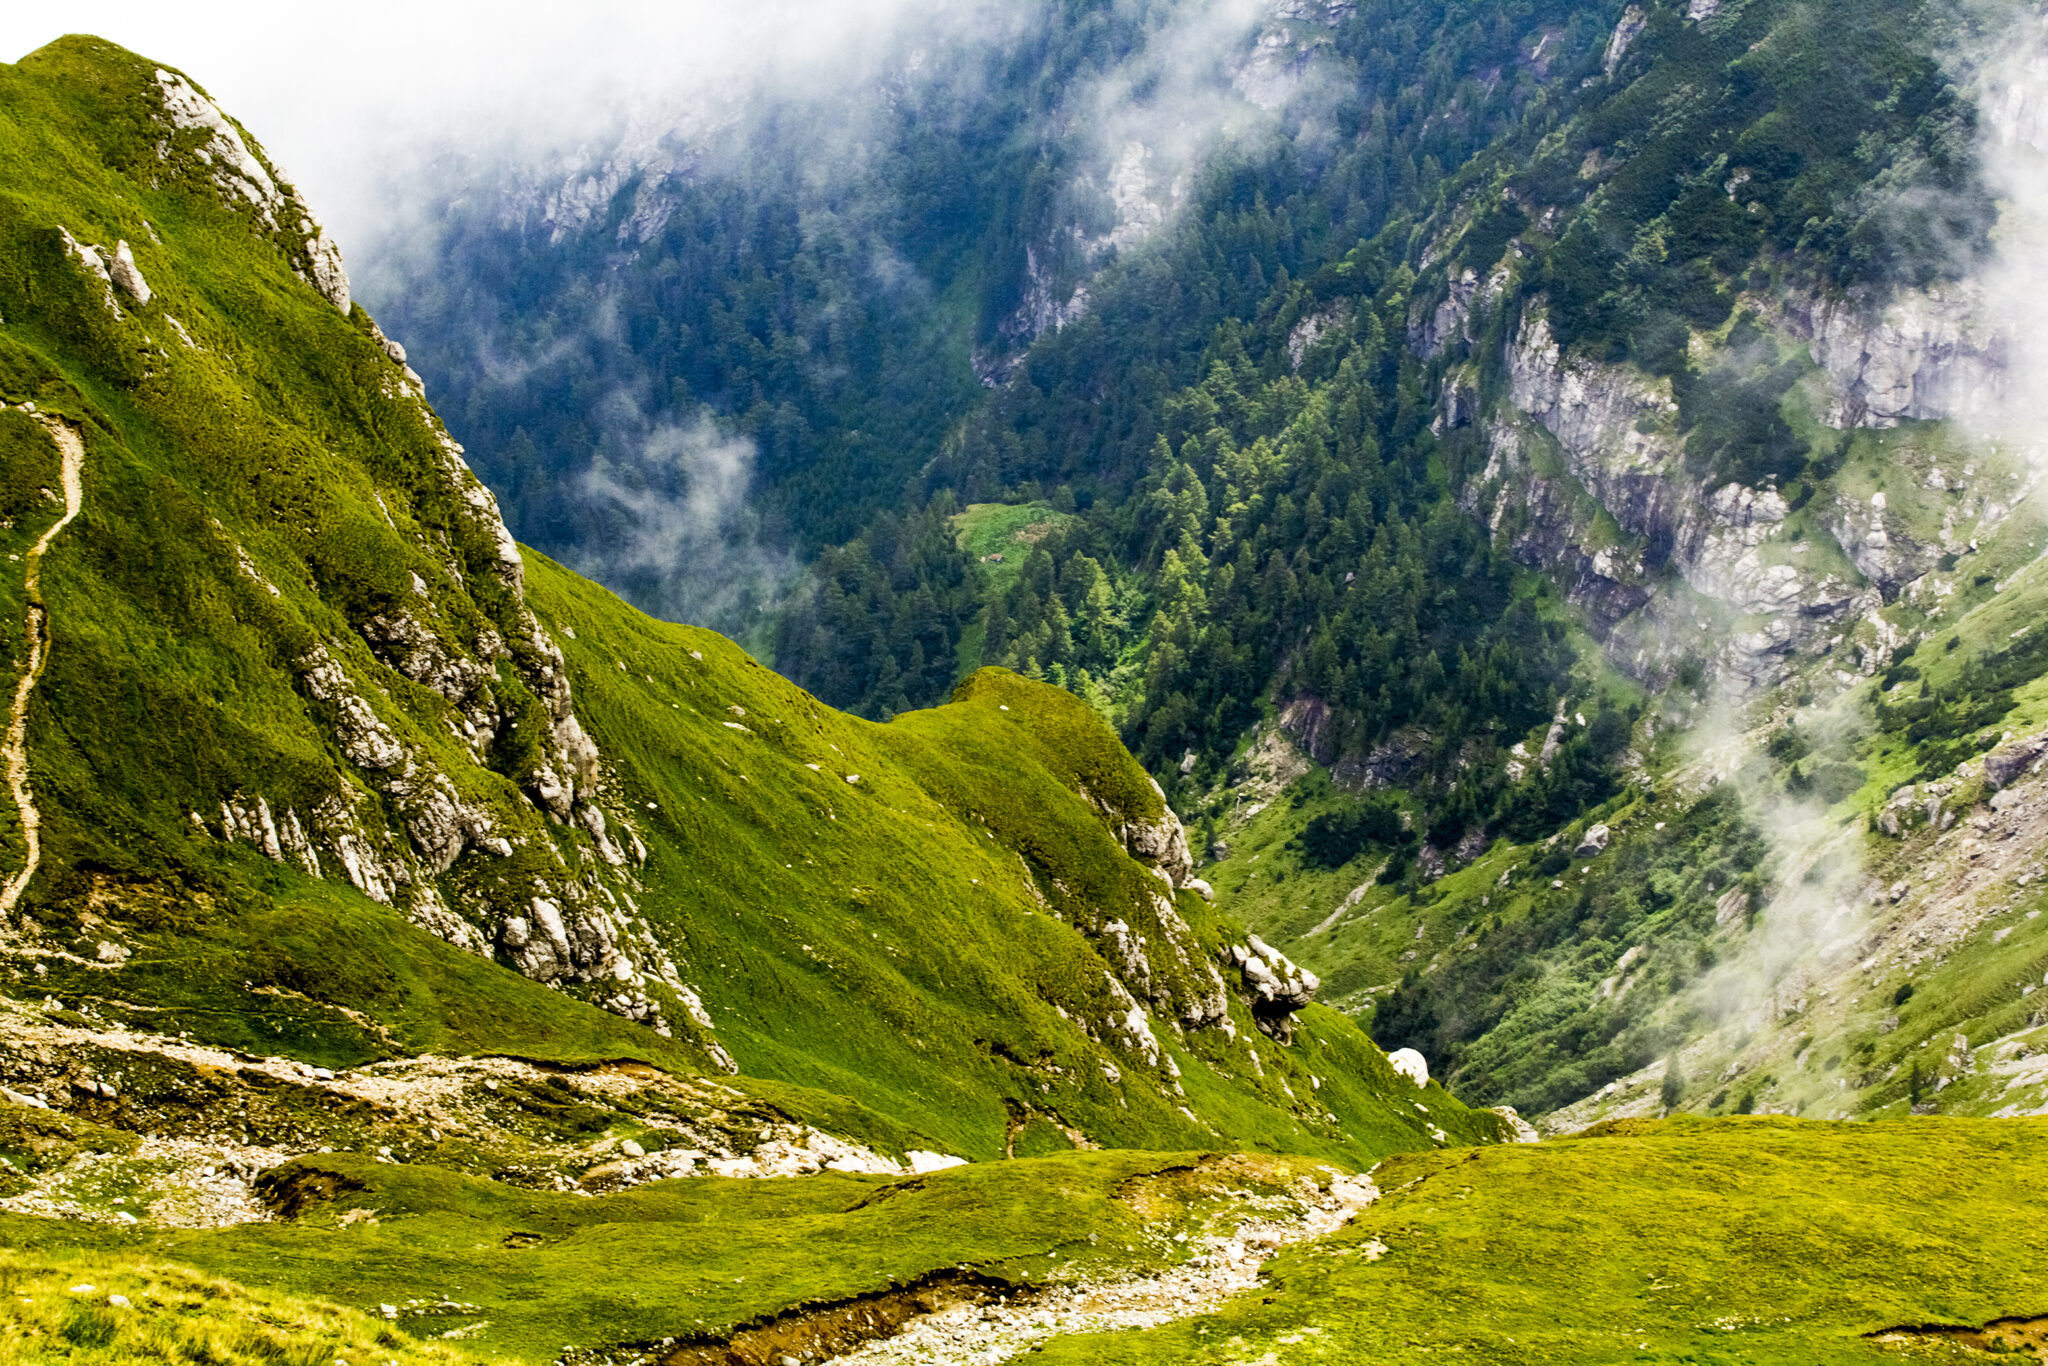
xmin=109 ymin=241 xmax=151 ymax=304
xmin=1387 ymin=1048 xmax=1430 ymax=1088
xmin=1489 ymin=1105 xmax=1540 ymax=1143
xmin=620 ymin=1139 xmax=646 ymax=1159
xmin=906 ymin=1150 xmax=968 ymax=1174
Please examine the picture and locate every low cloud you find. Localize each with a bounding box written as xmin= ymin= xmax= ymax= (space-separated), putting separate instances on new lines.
xmin=571 ymin=406 xmax=799 ymax=634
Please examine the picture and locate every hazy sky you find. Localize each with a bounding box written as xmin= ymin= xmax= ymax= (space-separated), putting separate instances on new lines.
xmin=2 ymin=1 xmax=946 ymax=243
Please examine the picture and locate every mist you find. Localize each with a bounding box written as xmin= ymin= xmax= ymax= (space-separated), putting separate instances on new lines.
xmin=1 ymin=1 xmax=984 ymax=251
xmin=574 ymin=408 xmax=799 ymax=636
xmin=4 ymin=3 xmax=1340 ymax=640
xmin=1971 ymin=4 xmax=2048 ymax=452
xmin=1673 ymin=0 xmax=2048 ymax=1115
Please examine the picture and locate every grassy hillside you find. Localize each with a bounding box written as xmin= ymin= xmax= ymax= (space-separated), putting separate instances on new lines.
xmin=0 ymin=33 xmax=1509 ymax=1178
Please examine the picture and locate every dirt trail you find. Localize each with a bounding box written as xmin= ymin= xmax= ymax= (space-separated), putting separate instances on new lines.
xmin=818 ymin=1172 xmax=1377 ymax=1366
xmin=0 ymin=411 xmax=85 ymax=919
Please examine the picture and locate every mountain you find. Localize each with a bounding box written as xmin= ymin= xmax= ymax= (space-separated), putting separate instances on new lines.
xmin=0 ymin=33 xmax=1540 ymax=1363
xmin=9 ymin=13 xmax=2048 ymax=1366
xmin=365 ymin=0 xmax=2048 ymax=1143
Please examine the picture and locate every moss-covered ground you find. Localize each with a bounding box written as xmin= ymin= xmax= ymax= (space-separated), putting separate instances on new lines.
xmin=1027 ymin=1116 xmax=2048 ymax=1365
xmin=0 ymin=1246 xmax=485 ymax=1366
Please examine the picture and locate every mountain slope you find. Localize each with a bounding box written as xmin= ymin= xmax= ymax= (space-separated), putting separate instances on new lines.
xmin=1198 ymin=0 xmax=2048 ymax=1129
xmin=0 ymin=36 xmax=1509 ymax=1177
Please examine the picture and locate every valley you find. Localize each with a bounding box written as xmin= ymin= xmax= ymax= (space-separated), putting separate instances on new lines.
xmin=2 ymin=1 xmax=2047 ymax=1361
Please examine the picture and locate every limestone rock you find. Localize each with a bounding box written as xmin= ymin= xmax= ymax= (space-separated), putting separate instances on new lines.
xmin=1985 ymin=733 xmax=2048 ymax=790
xmin=1226 ymin=936 xmax=1319 ymax=1043
xmin=1489 ymin=1104 xmax=1540 ymax=1143
xmin=1387 ymin=1047 xmax=1430 ymax=1088
xmin=358 ymin=611 xmax=488 ymax=703
xmin=1796 ymin=287 xmax=2004 ymax=430
xmin=108 ymin=241 xmax=151 ymax=304
xmin=1121 ymin=779 xmax=1193 ymax=888
xmin=303 ymin=227 xmax=350 ymax=313
xmin=1604 ymin=5 xmax=1647 ymax=77
xmin=906 ymin=1150 xmax=969 ymax=1174
xmin=298 ymin=645 xmax=406 ymax=771
xmin=1574 ymin=823 xmax=1611 ymax=857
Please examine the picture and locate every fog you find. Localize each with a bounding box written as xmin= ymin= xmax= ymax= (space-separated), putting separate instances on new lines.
xmin=4 ymin=2 xmax=992 ymax=249
xmin=1673 ymin=0 xmax=2048 ymax=1114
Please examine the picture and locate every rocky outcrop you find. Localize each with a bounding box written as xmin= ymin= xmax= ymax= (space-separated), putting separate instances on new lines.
xmin=1603 ymin=5 xmax=1647 ymax=78
xmin=1469 ymin=308 xmax=1880 ymax=689
xmin=1788 ymin=289 xmax=2005 ymax=430
xmin=1225 ymin=936 xmax=1320 ymax=1043
xmin=1121 ymin=780 xmax=1194 ymax=889
xmin=1387 ymin=1047 xmax=1429 ymax=1087
xmin=152 ymin=68 xmax=350 ymax=313
xmin=1411 ymin=265 xmax=1507 ymax=360
xmin=107 ymin=242 xmax=151 ymax=305
xmin=1488 ymin=1104 xmax=1539 ymax=1142
xmin=298 ymin=646 xmax=406 ymax=771
xmin=1234 ymin=1 xmax=1352 ymax=110
xmin=1286 ymin=302 xmax=1352 ymax=371
xmin=1985 ymin=733 xmax=2048 ymax=791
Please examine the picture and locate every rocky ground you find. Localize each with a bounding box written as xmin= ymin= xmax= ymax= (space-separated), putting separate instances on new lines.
xmin=0 ymin=996 xmax=953 ymax=1230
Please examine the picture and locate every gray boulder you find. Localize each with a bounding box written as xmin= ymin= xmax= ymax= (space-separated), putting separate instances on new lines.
xmin=1225 ymin=935 xmax=1319 ymax=1042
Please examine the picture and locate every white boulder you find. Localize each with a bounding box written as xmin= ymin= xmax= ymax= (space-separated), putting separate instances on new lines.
xmin=1387 ymin=1047 xmax=1430 ymax=1088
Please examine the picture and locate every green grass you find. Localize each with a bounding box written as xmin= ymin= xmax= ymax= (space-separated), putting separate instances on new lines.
xmin=0 ymin=1247 xmax=488 ymax=1366
xmin=0 ymin=33 xmax=1505 ymax=1184
xmin=530 ymin=557 xmax=1497 ymax=1161
xmin=1 ymin=1148 xmax=1343 ymax=1364
xmin=1028 ymin=1116 xmax=2048 ymax=1365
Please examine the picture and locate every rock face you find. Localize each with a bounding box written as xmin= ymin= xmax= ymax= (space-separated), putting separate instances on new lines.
xmin=86 ymin=66 xmax=735 ymax=1060
xmin=1790 ymin=288 xmax=2006 ymax=431
xmin=1225 ymin=936 xmax=1320 ymax=1043
xmin=1462 ymin=308 xmax=1907 ymax=689
xmin=1985 ymin=733 xmax=2048 ymax=791
xmin=107 ymin=241 xmax=151 ymax=304
xmin=152 ymin=68 xmax=351 ymax=314
xmin=1121 ymin=780 xmax=1195 ymax=889
xmin=1603 ymin=5 xmax=1647 ymax=78
xmin=1488 ymin=1104 xmax=1539 ymax=1142
xmin=1234 ymin=0 xmax=1352 ymax=110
